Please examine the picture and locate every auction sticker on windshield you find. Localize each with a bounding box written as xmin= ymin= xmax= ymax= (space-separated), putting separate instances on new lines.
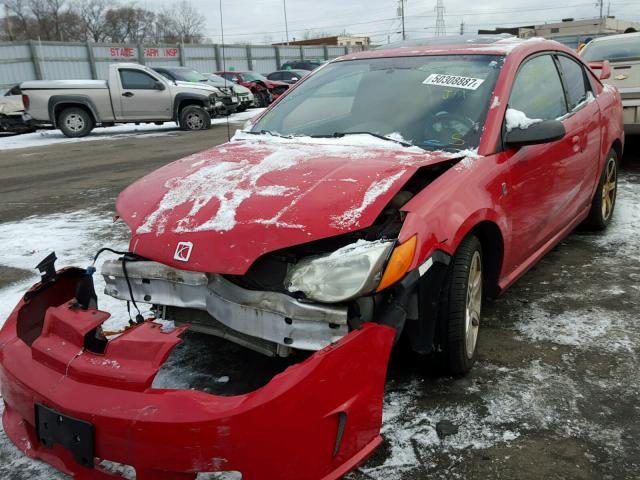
xmin=423 ymin=74 xmax=485 ymax=90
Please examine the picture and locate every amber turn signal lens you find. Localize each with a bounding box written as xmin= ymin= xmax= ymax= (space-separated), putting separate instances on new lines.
xmin=376 ymin=235 xmax=417 ymax=292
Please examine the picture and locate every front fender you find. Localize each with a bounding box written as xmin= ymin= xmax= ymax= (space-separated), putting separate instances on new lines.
xmin=398 ymin=154 xmax=509 ymax=271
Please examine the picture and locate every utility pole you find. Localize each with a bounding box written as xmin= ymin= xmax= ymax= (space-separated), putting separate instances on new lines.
xmin=596 ymin=0 xmax=604 ymax=32
xmin=435 ymin=0 xmax=446 ymax=37
xmin=397 ymin=0 xmax=406 ymax=41
xmin=283 ymin=0 xmax=290 ymax=45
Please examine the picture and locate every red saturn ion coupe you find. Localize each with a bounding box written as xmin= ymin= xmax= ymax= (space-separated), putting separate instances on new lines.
xmin=0 ymin=36 xmax=624 ymax=480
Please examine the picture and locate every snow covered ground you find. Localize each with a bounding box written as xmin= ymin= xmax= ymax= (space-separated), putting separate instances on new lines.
xmin=0 ymin=173 xmax=638 ymax=478
xmin=0 ymin=109 xmax=263 ymax=152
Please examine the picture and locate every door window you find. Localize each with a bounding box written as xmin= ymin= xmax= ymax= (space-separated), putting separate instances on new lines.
xmin=558 ymin=56 xmax=589 ymax=110
xmin=270 ymin=72 xmax=282 ymax=81
xmin=509 ymin=55 xmax=568 ymax=120
xmin=119 ymin=70 xmax=159 ymax=90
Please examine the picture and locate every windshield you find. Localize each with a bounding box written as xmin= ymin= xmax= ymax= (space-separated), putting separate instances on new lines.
xmin=170 ymin=68 xmax=208 ymax=82
xmin=241 ymin=72 xmax=268 ymax=82
xmin=253 ymin=55 xmax=503 ymax=151
xmin=581 ymin=36 xmax=640 ymax=61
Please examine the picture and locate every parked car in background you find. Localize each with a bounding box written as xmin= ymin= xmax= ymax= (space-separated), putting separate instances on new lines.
xmin=216 ymin=71 xmax=289 ymax=107
xmin=203 ymin=73 xmax=255 ymax=111
xmin=280 ymin=60 xmax=324 ymax=71
xmin=581 ymin=32 xmax=640 ymax=134
xmin=21 ymin=63 xmax=223 ymax=137
xmin=267 ymin=69 xmax=309 ymax=84
xmin=0 ymin=85 xmax=35 ymax=134
xmin=152 ymin=66 xmax=239 ymax=116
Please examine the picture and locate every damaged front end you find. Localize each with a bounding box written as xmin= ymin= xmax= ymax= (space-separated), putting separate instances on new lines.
xmin=0 ymin=262 xmax=395 ymax=479
xmin=1 ymin=138 xmax=466 ymax=478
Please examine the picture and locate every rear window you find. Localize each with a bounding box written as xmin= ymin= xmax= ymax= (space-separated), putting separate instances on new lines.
xmin=581 ymin=36 xmax=640 ymax=61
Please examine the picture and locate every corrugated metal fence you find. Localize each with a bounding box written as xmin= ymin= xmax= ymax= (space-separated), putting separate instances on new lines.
xmin=0 ymin=41 xmax=359 ymax=88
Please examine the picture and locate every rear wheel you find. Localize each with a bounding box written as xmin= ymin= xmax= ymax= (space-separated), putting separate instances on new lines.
xmin=179 ymin=105 xmax=211 ymax=131
xmin=58 ymin=107 xmax=94 ymax=138
xmin=582 ymin=149 xmax=618 ymax=230
xmin=436 ymin=235 xmax=483 ymax=375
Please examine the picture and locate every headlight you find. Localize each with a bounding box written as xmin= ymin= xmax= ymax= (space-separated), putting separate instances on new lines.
xmin=285 ymin=240 xmax=394 ymax=303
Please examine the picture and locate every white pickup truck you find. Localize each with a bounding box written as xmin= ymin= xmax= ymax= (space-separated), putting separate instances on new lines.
xmin=20 ymin=63 xmax=224 ymax=137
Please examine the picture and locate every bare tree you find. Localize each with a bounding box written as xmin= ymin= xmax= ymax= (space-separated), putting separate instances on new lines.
xmin=169 ymin=0 xmax=204 ymax=43
xmin=4 ymin=0 xmax=33 ymax=39
xmin=76 ymin=0 xmax=109 ymax=42
xmin=2 ymin=0 xmax=205 ymax=43
xmin=104 ymin=5 xmax=155 ymax=43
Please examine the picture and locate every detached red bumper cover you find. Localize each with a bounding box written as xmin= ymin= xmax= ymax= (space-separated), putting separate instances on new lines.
xmin=0 ymin=270 xmax=395 ymax=479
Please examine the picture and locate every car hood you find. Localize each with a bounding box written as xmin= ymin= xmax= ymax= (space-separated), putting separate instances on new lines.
xmin=233 ymin=84 xmax=252 ymax=95
xmin=173 ymin=80 xmax=218 ymax=93
xmin=117 ymin=134 xmax=461 ymax=274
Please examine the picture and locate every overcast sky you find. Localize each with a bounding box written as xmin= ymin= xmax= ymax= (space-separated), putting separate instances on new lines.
xmin=144 ymin=0 xmax=640 ymax=44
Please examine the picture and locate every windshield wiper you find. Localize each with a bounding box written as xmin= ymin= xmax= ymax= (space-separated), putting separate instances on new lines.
xmin=244 ymin=130 xmax=291 ymax=138
xmin=313 ymin=131 xmax=414 ymax=148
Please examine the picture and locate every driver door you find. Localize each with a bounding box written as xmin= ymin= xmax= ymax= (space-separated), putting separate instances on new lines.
xmin=116 ymin=68 xmax=172 ymax=121
xmin=503 ymin=53 xmax=581 ymax=273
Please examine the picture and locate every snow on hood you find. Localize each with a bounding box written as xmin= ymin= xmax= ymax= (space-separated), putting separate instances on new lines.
xmin=117 ymin=135 xmax=461 ymax=274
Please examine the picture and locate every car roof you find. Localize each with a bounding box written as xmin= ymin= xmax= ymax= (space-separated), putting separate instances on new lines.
xmin=588 ymin=31 xmax=640 ymax=43
xmin=275 ymin=69 xmax=308 ymax=74
xmin=337 ymin=36 xmax=572 ymax=61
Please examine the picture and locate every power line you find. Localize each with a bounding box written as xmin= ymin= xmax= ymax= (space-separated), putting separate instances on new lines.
xmin=202 ymin=1 xmax=637 ymax=41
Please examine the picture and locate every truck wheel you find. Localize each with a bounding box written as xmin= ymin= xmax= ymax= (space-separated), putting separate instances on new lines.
xmin=582 ymin=149 xmax=618 ymax=231
xmin=58 ymin=107 xmax=94 ymax=138
xmin=179 ymin=105 xmax=211 ymax=131
xmin=436 ymin=235 xmax=483 ymax=375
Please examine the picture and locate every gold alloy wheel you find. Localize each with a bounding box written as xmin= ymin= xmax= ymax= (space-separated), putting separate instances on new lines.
xmin=601 ymin=156 xmax=617 ymax=221
xmin=465 ymin=251 xmax=482 ymax=359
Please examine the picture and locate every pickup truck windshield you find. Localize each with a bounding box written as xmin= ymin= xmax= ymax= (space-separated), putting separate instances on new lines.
xmin=253 ymin=55 xmax=503 ymax=151
xmin=581 ymin=36 xmax=640 ymax=61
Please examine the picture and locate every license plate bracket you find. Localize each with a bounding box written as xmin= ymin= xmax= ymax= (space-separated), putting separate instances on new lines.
xmin=35 ymin=403 xmax=94 ymax=468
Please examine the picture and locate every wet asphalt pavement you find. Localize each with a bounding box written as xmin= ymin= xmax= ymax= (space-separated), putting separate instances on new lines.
xmin=0 ymin=128 xmax=638 ymax=479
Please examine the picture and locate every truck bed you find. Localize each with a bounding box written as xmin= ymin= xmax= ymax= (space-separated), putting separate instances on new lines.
xmin=21 ymin=80 xmax=108 ymax=90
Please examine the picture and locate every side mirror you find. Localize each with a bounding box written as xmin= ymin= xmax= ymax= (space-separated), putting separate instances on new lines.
xmin=588 ymin=60 xmax=611 ymax=80
xmin=505 ymin=120 xmax=566 ymax=148
xmin=153 ymin=81 xmax=166 ymax=91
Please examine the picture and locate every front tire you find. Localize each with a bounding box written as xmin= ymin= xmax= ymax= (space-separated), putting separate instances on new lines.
xmin=58 ymin=107 xmax=94 ymax=138
xmin=179 ymin=105 xmax=211 ymax=131
xmin=254 ymin=90 xmax=270 ymax=108
xmin=437 ymin=235 xmax=483 ymax=375
xmin=582 ymin=149 xmax=618 ymax=230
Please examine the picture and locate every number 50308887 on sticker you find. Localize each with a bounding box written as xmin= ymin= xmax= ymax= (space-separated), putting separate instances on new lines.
xmin=423 ymin=73 xmax=485 ymax=90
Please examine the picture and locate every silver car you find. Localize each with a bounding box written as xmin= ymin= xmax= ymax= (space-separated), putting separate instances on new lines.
xmin=581 ymin=32 xmax=640 ymax=134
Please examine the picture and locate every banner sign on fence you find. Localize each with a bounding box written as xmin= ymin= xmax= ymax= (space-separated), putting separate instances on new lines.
xmin=108 ymin=46 xmax=179 ymax=58
xmin=109 ymin=47 xmax=136 ymax=57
